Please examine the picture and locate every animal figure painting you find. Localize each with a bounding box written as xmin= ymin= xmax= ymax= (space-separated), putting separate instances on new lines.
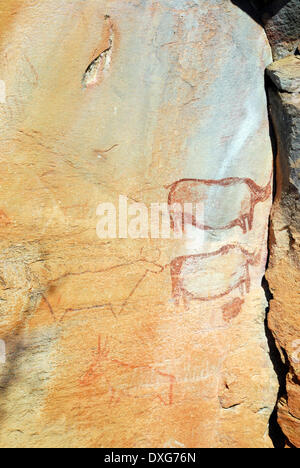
xmin=167 ymin=175 xmax=272 ymax=234
xmin=170 ymin=244 xmax=261 ymax=311
xmin=80 ymin=336 xmax=176 ymax=406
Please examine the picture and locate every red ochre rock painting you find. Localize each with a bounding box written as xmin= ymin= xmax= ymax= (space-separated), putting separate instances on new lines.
xmin=80 ymin=335 xmax=176 ymax=406
xmin=0 ymin=210 xmax=11 ymax=225
xmin=170 ymin=244 xmax=261 ymax=310
xmin=40 ymin=249 xmax=164 ymax=323
xmin=222 ymin=297 xmax=245 ymax=323
xmin=167 ymin=174 xmax=272 ymax=234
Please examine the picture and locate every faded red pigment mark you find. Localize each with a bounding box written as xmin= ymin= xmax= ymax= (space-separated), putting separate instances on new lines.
xmin=41 ymin=294 xmax=56 ymax=322
xmin=170 ymin=244 xmax=262 ymax=309
xmin=41 ymin=295 xmax=117 ymax=324
xmin=0 ymin=210 xmax=11 ymax=225
xmin=167 ymin=173 xmax=272 ymax=234
xmin=24 ymin=54 xmax=39 ymax=86
xmin=80 ymin=335 xmax=176 ymax=406
xmin=222 ymin=297 xmax=245 ymax=323
xmin=61 ymin=302 xmax=118 ymax=323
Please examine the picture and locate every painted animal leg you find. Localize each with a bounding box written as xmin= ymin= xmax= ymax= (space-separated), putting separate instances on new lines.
xmin=108 ymin=303 xmax=117 ymax=319
xmin=245 ymin=265 xmax=251 ymax=294
xmin=170 ymin=262 xmax=182 ymax=306
xmin=109 ymin=387 xmax=120 ymax=406
xmin=248 ymin=213 xmax=254 ymax=231
xmin=245 ymin=216 xmax=250 ymax=233
xmin=240 ymin=215 xmax=248 ymax=234
xmin=239 ymin=281 xmax=247 ymax=296
xmin=156 ymin=377 xmax=175 ymax=406
xmin=182 ymin=292 xmax=192 ymax=312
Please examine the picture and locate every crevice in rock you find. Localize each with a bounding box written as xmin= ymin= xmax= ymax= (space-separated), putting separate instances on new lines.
xmin=230 ymin=0 xmax=263 ymax=25
xmin=262 ymin=249 xmax=288 ymax=448
xmin=82 ymin=16 xmax=114 ymax=89
xmin=262 ymin=225 xmax=288 ymax=448
xmin=285 ymin=440 xmax=297 ymax=449
xmin=263 ymin=288 xmax=288 ymax=448
xmin=222 ymin=404 xmax=242 ymax=411
xmin=262 ymin=78 xmax=289 ymax=448
xmin=231 ymin=1 xmax=292 ymax=26
xmin=231 ymin=0 xmax=293 ymax=448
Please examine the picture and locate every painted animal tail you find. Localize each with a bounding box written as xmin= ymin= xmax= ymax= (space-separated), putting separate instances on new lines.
xmin=246 ymin=170 xmax=273 ymax=203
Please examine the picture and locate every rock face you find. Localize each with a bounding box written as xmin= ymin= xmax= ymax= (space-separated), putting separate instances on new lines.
xmin=262 ymin=0 xmax=300 ymax=60
xmin=267 ymin=58 xmax=300 ymax=448
xmin=267 ymin=55 xmax=300 ymax=93
xmin=233 ymin=1 xmax=300 ymax=60
xmin=0 ymin=1 xmax=277 ymax=448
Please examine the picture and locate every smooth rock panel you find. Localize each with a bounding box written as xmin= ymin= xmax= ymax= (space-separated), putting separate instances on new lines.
xmin=0 ymin=0 xmax=277 ymax=448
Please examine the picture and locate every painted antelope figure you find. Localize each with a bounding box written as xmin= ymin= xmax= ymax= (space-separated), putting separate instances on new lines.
xmin=40 ymin=248 xmax=163 ymax=322
xmin=170 ymin=244 xmax=262 ymax=309
xmin=167 ymin=173 xmax=272 ymax=234
xmin=80 ymin=335 xmax=176 ymax=406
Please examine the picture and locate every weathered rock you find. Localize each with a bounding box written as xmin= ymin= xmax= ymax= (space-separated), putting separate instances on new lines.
xmin=267 ymin=61 xmax=300 ymax=448
xmin=232 ymin=1 xmax=300 ymax=59
xmin=267 ymin=55 xmax=300 ymax=93
xmin=0 ymin=0 xmax=277 ymax=448
xmin=262 ymin=0 xmax=300 ymax=60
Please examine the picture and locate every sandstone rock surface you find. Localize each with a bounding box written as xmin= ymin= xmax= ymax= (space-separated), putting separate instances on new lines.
xmin=267 ymin=62 xmax=300 ymax=448
xmin=267 ymin=55 xmax=300 ymax=93
xmin=0 ymin=0 xmax=277 ymax=448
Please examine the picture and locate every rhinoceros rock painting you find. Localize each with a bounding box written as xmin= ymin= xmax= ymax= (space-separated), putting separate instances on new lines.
xmin=170 ymin=244 xmax=262 ymax=308
xmin=168 ymin=174 xmax=272 ymax=234
xmin=0 ymin=0 xmax=279 ymax=449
